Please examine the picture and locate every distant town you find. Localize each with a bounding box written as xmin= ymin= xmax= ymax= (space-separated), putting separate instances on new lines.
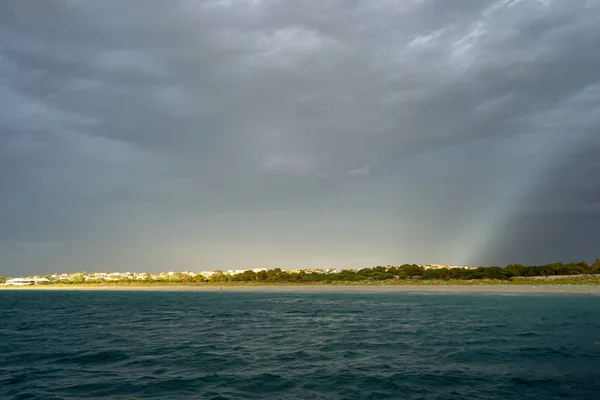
xmin=2 ymin=260 xmax=599 ymax=286
xmin=2 ymin=264 xmax=473 ymax=285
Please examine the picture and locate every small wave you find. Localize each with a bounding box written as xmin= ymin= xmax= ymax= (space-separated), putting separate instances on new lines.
xmin=511 ymin=376 xmax=554 ymax=387
xmin=233 ymin=373 xmax=295 ymax=393
xmin=54 ymin=350 xmax=129 ymax=365
xmin=275 ymin=350 xmax=312 ymax=361
xmin=0 ymin=373 xmax=30 ymax=385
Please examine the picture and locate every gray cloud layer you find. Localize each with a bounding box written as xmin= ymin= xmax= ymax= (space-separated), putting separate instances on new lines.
xmin=1 ymin=0 xmax=599 ymax=275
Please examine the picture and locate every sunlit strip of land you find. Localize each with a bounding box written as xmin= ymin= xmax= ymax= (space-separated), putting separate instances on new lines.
xmin=2 ymin=260 xmax=600 ymax=287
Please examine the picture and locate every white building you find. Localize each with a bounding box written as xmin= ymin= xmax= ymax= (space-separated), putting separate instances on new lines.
xmin=5 ymin=278 xmax=50 ymax=286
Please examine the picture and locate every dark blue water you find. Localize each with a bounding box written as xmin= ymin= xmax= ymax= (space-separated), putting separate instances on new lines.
xmin=1 ymin=291 xmax=599 ymax=399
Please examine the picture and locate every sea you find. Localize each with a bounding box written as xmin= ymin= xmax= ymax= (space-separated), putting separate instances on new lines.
xmin=0 ymin=290 xmax=599 ymax=400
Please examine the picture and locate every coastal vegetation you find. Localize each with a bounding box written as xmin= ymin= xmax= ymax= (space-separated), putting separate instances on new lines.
xmin=189 ymin=261 xmax=600 ymax=284
xmin=3 ymin=260 xmax=600 ymax=286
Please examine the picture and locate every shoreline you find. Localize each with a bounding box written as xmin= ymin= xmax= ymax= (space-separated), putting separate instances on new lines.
xmin=1 ymin=284 xmax=598 ymax=294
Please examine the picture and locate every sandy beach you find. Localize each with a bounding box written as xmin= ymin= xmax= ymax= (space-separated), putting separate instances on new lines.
xmin=2 ymin=284 xmax=599 ymax=294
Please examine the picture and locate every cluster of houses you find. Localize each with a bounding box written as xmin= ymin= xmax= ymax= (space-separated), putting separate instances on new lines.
xmin=2 ymin=269 xmax=267 ymax=285
xmin=422 ymin=264 xmax=474 ymax=270
xmin=2 ymin=264 xmax=474 ymax=285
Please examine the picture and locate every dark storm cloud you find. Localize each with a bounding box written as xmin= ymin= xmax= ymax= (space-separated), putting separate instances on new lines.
xmin=1 ymin=0 xmax=599 ymax=275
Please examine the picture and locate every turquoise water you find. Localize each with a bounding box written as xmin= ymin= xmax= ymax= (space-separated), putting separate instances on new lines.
xmin=0 ymin=291 xmax=598 ymax=399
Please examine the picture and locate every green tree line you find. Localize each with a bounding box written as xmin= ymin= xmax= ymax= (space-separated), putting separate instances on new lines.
xmin=209 ymin=260 xmax=600 ymax=283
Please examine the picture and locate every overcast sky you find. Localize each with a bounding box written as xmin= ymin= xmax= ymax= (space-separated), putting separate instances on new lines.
xmin=1 ymin=0 xmax=599 ymax=276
